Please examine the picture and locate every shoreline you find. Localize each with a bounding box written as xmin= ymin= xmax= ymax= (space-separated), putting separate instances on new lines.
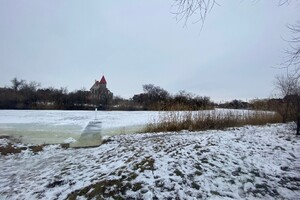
xmin=0 ymin=135 xmax=104 ymax=156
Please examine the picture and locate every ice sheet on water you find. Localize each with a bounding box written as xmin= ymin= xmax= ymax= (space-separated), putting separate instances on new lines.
xmin=0 ymin=110 xmax=159 ymax=128
xmin=0 ymin=110 xmax=93 ymax=127
xmin=0 ymin=110 xmax=160 ymax=144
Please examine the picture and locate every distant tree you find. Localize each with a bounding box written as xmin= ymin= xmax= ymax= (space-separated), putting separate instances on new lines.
xmin=174 ymin=90 xmax=193 ymax=101
xmin=132 ymin=93 xmax=146 ymax=104
xmin=20 ymin=81 xmax=41 ymax=92
xmin=65 ymin=90 xmax=90 ymax=109
xmin=36 ymin=88 xmax=53 ymax=103
xmin=143 ymin=84 xmax=170 ymax=102
xmin=193 ymin=96 xmax=211 ymax=109
xmin=141 ymin=84 xmax=170 ymax=109
xmin=111 ymin=96 xmax=139 ymax=110
xmin=132 ymin=84 xmax=170 ymax=110
xmin=113 ymin=96 xmax=125 ymax=104
xmin=249 ymin=99 xmax=270 ymax=110
xmin=17 ymin=81 xmax=41 ymax=108
xmin=133 ymin=85 xmax=213 ymax=110
xmin=10 ymin=77 xmax=25 ymax=91
xmin=0 ymin=87 xmax=18 ymax=108
xmin=219 ymin=99 xmax=249 ymax=109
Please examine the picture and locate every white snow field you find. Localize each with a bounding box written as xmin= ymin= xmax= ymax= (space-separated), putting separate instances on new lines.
xmin=0 ymin=123 xmax=299 ymax=199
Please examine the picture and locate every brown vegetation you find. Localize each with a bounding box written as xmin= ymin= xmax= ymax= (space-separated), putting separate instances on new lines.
xmin=144 ymin=110 xmax=282 ymax=133
xmin=0 ymin=144 xmax=45 ymax=155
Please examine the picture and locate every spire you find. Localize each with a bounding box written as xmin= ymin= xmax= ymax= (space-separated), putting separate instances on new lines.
xmin=100 ymin=76 xmax=107 ymax=84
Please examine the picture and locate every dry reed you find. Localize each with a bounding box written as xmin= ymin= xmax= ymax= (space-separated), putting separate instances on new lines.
xmin=144 ymin=110 xmax=282 ymax=133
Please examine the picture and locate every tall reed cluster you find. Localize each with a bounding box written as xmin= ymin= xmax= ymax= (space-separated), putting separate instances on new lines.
xmin=144 ymin=110 xmax=282 ymax=133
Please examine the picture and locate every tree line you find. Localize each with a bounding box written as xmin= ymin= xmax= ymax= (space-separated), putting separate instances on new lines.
xmin=0 ymin=78 xmax=90 ymax=110
xmin=132 ymin=84 xmax=213 ymax=110
xmin=0 ymin=78 xmax=216 ymax=110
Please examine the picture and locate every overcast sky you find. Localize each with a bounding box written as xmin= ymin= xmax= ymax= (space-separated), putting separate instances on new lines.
xmin=0 ymin=1 xmax=299 ymax=102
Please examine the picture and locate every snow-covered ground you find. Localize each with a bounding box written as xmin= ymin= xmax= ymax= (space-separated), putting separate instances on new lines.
xmin=0 ymin=123 xmax=299 ymax=199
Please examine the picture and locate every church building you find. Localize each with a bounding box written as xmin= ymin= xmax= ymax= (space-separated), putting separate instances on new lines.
xmin=90 ymin=76 xmax=113 ymax=106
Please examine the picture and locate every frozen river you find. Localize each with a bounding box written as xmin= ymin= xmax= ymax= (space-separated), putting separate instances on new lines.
xmin=0 ymin=109 xmax=269 ymax=146
xmin=0 ymin=110 xmax=159 ymax=145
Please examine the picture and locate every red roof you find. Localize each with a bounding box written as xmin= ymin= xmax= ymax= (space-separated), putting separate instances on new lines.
xmin=100 ymin=76 xmax=107 ymax=84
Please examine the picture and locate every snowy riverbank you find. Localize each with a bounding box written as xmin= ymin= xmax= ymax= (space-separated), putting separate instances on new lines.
xmin=0 ymin=123 xmax=300 ymax=199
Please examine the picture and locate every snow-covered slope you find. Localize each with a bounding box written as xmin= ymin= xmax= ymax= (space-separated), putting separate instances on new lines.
xmin=0 ymin=123 xmax=299 ymax=199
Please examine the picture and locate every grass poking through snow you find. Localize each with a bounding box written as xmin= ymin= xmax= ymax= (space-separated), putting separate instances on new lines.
xmin=144 ymin=109 xmax=282 ymax=133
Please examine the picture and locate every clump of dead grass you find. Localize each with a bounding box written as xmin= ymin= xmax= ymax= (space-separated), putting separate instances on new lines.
xmin=144 ymin=110 xmax=282 ymax=133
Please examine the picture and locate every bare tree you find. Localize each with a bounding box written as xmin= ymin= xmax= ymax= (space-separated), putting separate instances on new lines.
xmin=275 ymin=74 xmax=299 ymax=97
xmin=143 ymin=84 xmax=170 ymax=103
xmin=11 ymin=77 xmax=25 ymax=91
xmin=278 ymin=21 xmax=300 ymax=135
xmin=275 ymin=74 xmax=300 ymax=135
xmin=20 ymin=81 xmax=41 ymax=92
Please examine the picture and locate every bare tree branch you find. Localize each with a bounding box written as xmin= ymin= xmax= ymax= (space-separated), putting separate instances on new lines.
xmin=283 ymin=21 xmax=300 ymax=79
xmin=172 ymin=0 xmax=217 ymax=26
xmin=172 ymin=0 xmax=294 ymax=26
xmin=278 ymin=0 xmax=291 ymax=6
xmin=275 ymin=74 xmax=299 ymax=97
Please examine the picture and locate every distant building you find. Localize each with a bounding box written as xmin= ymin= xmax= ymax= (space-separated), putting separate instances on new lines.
xmin=90 ymin=76 xmax=113 ymax=106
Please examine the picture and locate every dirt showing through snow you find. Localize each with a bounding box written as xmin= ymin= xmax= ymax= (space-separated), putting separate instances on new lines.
xmin=0 ymin=123 xmax=299 ymax=199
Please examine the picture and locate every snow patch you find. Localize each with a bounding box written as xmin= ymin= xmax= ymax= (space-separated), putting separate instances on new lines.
xmin=63 ymin=137 xmax=77 ymax=144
